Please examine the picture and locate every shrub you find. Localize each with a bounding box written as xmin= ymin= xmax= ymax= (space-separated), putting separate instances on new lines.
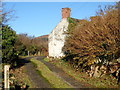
xmin=2 ymin=25 xmax=18 ymax=65
xmin=63 ymin=3 xmax=120 ymax=71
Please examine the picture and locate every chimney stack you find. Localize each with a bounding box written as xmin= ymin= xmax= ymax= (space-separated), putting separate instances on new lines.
xmin=62 ymin=8 xmax=71 ymax=19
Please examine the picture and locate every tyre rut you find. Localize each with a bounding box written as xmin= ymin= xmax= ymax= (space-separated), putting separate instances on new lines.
xmin=24 ymin=57 xmax=52 ymax=88
xmin=35 ymin=56 xmax=86 ymax=88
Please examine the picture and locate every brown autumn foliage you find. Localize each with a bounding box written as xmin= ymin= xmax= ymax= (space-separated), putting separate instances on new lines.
xmin=32 ymin=35 xmax=48 ymax=56
xmin=17 ymin=34 xmax=31 ymax=47
xmin=63 ymin=3 xmax=120 ymax=70
xmin=15 ymin=34 xmax=48 ymax=56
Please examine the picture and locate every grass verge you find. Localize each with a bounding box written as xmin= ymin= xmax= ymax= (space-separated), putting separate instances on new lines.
xmin=22 ymin=66 xmax=34 ymax=88
xmin=44 ymin=58 xmax=119 ymax=88
xmin=30 ymin=58 xmax=72 ymax=88
xmin=31 ymin=61 xmax=53 ymax=88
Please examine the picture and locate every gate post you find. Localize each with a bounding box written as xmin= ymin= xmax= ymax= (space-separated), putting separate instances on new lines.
xmin=4 ymin=65 xmax=10 ymax=89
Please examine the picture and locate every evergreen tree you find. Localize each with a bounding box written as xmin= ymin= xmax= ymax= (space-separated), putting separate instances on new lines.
xmin=2 ymin=25 xmax=18 ymax=65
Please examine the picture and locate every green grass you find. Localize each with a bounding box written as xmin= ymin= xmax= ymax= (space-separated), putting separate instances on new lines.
xmin=30 ymin=58 xmax=72 ymax=88
xmin=19 ymin=56 xmax=31 ymax=58
xmin=31 ymin=61 xmax=53 ymax=88
xmin=22 ymin=67 xmax=34 ymax=88
xmin=44 ymin=58 xmax=50 ymax=62
xmin=44 ymin=58 xmax=119 ymax=88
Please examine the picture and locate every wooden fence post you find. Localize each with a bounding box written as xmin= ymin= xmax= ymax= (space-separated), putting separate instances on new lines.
xmin=4 ymin=65 xmax=10 ymax=89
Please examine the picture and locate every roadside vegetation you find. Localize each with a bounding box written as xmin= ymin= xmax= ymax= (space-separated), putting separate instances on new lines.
xmin=2 ymin=25 xmax=18 ymax=66
xmin=62 ymin=2 xmax=120 ymax=86
xmin=45 ymin=2 xmax=120 ymax=88
xmin=1 ymin=25 xmax=35 ymax=88
xmin=9 ymin=65 xmax=33 ymax=88
xmin=1 ymin=3 xmax=48 ymax=89
xmin=44 ymin=58 xmax=119 ymax=88
xmin=2 ymin=2 xmax=119 ymax=89
xmin=30 ymin=58 xmax=72 ymax=88
xmin=15 ymin=34 xmax=48 ymax=57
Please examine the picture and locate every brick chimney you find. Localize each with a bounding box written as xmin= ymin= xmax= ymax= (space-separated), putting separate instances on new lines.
xmin=62 ymin=8 xmax=71 ymax=19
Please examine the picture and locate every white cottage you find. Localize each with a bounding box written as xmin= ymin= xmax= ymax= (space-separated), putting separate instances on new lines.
xmin=48 ymin=8 xmax=71 ymax=58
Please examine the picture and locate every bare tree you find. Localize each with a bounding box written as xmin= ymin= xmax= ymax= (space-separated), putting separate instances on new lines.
xmin=1 ymin=1 xmax=16 ymax=25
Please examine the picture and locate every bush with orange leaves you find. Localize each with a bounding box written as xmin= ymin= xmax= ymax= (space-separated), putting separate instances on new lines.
xmin=63 ymin=3 xmax=120 ymax=72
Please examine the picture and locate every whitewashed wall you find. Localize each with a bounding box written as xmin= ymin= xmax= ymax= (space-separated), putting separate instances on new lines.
xmin=48 ymin=18 xmax=69 ymax=58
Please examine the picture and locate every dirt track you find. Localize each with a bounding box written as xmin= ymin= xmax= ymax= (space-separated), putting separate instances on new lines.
xmin=22 ymin=56 xmax=86 ymax=88
xmin=21 ymin=57 xmax=51 ymax=88
xmin=35 ymin=56 xmax=85 ymax=88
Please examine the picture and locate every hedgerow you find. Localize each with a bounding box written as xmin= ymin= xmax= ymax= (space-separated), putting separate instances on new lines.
xmin=63 ymin=3 xmax=120 ymax=72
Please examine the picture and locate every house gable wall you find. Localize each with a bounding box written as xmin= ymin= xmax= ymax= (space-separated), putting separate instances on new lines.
xmin=48 ymin=18 xmax=69 ymax=58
